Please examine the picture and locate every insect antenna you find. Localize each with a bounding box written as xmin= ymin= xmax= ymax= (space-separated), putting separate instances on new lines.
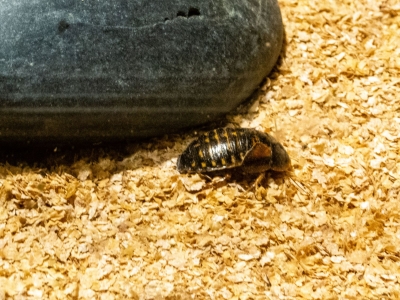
xmin=288 ymin=175 xmax=311 ymax=195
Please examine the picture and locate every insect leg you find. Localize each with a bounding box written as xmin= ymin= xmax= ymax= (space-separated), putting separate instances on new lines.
xmin=246 ymin=172 xmax=266 ymax=192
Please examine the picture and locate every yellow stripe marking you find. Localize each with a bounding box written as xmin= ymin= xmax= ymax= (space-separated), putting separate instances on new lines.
xmin=213 ymin=130 xmax=220 ymax=143
xmin=203 ymin=132 xmax=210 ymax=144
xmin=211 ymin=161 xmax=217 ymax=167
xmin=240 ymin=152 xmax=245 ymax=160
xmin=201 ymin=162 xmax=207 ymax=168
xmin=221 ymin=158 xmax=226 ymax=166
xmin=225 ymin=130 xmax=232 ymax=152
xmin=221 ymin=129 xmax=229 ymax=138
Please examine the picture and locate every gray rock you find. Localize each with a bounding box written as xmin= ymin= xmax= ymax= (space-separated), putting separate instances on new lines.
xmin=0 ymin=0 xmax=283 ymax=142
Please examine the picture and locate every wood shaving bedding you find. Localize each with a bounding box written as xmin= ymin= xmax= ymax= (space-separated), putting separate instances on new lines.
xmin=0 ymin=0 xmax=399 ymax=299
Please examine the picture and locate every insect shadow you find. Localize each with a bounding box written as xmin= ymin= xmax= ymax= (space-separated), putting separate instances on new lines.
xmin=198 ymin=168 xmax=291 ymax=192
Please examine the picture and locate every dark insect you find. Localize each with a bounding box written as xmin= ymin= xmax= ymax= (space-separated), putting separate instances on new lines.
xmin=177 ymin=128 xmax=291 ymax=174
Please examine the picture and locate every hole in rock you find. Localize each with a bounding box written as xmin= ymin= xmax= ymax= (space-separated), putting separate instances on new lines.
xmin=176 ymin=11 xmax=187 ymax=17
xmin=58 ymin=20 xmax=70 ymax=33
xmin=188 ymin=7 xmax=200 ymax=17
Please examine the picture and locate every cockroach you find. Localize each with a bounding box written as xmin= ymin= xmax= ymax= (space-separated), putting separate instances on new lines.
xmin=177 ymin=128 xmax=291 ymax=174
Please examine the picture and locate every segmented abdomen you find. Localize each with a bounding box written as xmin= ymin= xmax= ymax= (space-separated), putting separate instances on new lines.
xmin=177 ymin=128 xmax=259 ymax=173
